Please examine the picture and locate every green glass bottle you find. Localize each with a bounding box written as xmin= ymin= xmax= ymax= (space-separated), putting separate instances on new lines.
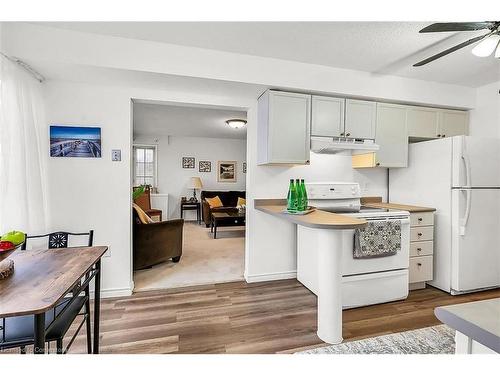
xmin=295 ymin=179 xmax=303 ymax=211
xmin=287 ymin=179 xmax=298 ymax=212
xmin=300 ymin=179 xmax=308 ymax=210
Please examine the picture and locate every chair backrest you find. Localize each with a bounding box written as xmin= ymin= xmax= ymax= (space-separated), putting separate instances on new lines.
xmin=134 ymin=186 xmax=152 ymax=211
xmin=21 ymin=230 xmax=94 ymax=250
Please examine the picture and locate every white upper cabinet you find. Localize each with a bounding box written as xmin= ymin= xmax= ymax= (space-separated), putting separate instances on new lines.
xmin=257 ymin=90 xmax=311 ymax=165
xmin=344 ymin=99 xmax=377 ymax=139
xmin=439 ymin=110 xmax=469 ymax=138
xmin=311 ymin=95 xmax=344 ymax=137
xmin=407 ymin=106 xmax=440 ymax=138
xmin=374 ymin=103 xmax=408 ymax=168
xmin=407 ymin=106 xmax=468 ymax=139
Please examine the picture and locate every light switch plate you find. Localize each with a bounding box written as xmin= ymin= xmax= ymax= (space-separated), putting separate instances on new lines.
xmin=111 ymin=149 xmax=121 ymax=161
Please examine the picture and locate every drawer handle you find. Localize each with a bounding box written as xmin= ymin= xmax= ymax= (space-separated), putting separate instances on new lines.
xmin=417 ymin=248 xmax=422 ymax=252
xmin=418 ymin=217 xmax=423 ymax=222
xmin=340 ymin=132 xmax=345 ymax=136
xmin=417 ymin=232 xmax=423 ymax=237
xmin=437 ymin=134 xmax=441 ymax=137
xmin=346 ymin=133 xmax=351 ymax=137
xmin=417 ymin=263 xmax=422 ymax=266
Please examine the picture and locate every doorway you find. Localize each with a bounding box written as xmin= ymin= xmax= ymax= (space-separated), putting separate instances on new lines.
xmin=131 ymin=100 xmax=248 ymax=291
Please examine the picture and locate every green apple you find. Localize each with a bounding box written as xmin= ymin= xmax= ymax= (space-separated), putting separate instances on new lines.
xmin=1 ymin=231 xmax=26 ymax=246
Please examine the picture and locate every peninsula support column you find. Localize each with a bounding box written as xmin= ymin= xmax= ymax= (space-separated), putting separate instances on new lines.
xmin=316 ymin=229 xmax=344 ymax=344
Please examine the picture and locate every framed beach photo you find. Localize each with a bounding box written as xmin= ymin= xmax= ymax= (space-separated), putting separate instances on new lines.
xmin=217 ymin=161 xmax=237 ymax=183
xmin=50 ymin=125 xmax=102 ymax=158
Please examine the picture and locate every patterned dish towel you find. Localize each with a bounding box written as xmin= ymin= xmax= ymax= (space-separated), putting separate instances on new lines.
xmin=354 ymin=220 xmax=401 ymax=258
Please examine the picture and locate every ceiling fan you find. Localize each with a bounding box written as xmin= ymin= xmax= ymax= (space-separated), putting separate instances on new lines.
xmin=413 ymin=22 xmax=500 ymax=67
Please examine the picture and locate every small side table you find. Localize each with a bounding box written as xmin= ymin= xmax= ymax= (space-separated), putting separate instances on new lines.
xmin=180 ymin=201 xmax=201 ymax=224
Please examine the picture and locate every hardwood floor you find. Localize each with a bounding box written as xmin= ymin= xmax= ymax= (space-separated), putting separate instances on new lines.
xmin=47 ymin=280 xmax=500 ymax=353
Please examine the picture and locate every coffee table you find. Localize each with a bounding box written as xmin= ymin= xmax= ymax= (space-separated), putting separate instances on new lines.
xmin=211 ymin=211 xmax=246 ymax=239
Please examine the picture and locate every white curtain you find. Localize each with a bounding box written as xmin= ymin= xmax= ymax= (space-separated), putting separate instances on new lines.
xmin=0 ymin=55 xmax=48 ymax=234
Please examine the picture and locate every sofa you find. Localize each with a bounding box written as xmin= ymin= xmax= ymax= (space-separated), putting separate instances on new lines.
xmin=201 ymin=190 xmax=246 ymax=227
xmin=132 ymin=206 xmax=184 ymax=270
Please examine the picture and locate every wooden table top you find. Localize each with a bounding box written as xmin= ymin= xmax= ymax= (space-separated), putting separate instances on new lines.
xmin=0 ymin=246 xmax=107 ymax=318
xmin=254 ymin=200 xmax=366 ymax=229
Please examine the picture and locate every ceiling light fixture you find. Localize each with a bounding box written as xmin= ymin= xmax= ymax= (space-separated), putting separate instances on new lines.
xmin=226 ymin=119 xmax=247 ymax=129
xmin=472 ymin=34 xmax=500 ymax=57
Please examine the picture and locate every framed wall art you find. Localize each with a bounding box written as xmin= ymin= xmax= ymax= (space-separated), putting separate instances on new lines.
xmin=217 ymin=161 xmax=237 ymax=183
xmin=50 ymin=125 xmax=102 ymax=158
xmin=199 ymin=160 xmax=211 ymax=172
xmin=182 ymin=157 xmax=195 ymax=169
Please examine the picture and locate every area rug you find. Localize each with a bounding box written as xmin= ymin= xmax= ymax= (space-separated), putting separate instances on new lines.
xmin=298 ymin=325 xmax=455 ymax=354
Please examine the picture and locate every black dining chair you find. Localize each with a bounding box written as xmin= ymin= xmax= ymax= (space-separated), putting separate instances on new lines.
xmin=0 ymin=230 xmax=94 ymax=354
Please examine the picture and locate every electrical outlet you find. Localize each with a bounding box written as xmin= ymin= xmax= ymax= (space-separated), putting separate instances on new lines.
xmin=111 ymin=149 xmax=121 ymax=161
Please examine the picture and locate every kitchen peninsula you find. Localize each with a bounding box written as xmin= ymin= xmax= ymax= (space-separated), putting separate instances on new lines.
xmin=255 ymin=199 xmax=367 ymax=344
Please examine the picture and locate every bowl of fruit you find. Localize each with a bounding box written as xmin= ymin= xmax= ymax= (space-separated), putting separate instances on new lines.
xmin=0 ymin=231 xmax=26 ymax=279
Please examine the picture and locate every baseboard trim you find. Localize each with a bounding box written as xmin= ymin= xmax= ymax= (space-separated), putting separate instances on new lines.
xmin=245 ymin=270 xmax=297 ymax=283
xmin=90 ymin=287 xmax=133 ymax=299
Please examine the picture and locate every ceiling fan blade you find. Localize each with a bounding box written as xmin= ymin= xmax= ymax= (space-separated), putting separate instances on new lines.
xmin=413 ymin=34 xmax=489 ymax=66
xmin=419 ymin=22 xmax=496 ymax=33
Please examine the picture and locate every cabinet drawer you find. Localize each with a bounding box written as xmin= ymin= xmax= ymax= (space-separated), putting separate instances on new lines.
xmin=409 ymin=255 xmax=433 ymax=283
xmin=410 ymin=212 xmax=434 ymax=226
xmin=410 ymin=226 xmax=433 ymax=242
xmin=410 ymin=241 xmax=433 ymax=257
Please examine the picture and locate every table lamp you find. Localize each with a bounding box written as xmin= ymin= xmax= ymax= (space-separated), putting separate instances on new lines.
xmin=188 ymin=177 xmax=203 ymax=202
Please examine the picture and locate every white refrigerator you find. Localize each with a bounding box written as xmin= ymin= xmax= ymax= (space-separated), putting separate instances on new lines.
xmin=390 ymin=136 xmax=500 ymax=294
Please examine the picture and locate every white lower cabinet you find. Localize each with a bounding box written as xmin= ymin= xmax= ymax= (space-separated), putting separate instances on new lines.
xmin=409 ymin=211 xmax=435 ymax=290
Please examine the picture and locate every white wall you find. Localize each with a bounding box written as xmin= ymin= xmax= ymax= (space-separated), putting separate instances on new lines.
xmin=469 ymin=81 xmax=500 ymax=138
xmin=133 ymin=135 xmax=246 ymax=220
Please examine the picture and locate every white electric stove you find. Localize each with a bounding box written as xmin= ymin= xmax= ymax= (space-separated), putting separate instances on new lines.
xmin=297 ymin=182 xmax=411 ymax=309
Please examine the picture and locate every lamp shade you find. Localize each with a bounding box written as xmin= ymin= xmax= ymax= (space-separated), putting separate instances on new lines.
xmin=189 ymin=177 xmax=203 ymax=189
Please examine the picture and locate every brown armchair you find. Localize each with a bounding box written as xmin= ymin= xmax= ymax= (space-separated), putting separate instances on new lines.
xmin=133 ymin=186 xmax=162 ymax=221
xmin=133 ymin=208 xmax=184 ymax=271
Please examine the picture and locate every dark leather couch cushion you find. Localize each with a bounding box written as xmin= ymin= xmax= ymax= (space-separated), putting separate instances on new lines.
xmin=201 ymin=191 xmax=246 ymax=208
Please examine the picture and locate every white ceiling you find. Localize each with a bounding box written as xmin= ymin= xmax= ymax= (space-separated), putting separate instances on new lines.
xmin=133 ymin=101 xmax=247 ymax=139
xmin=37 ymin=22 xmax=500 ymax=87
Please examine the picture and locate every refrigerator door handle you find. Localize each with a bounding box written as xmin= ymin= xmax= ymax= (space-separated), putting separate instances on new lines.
xmin=459 ymin=189 xmax=472 ymax=236
xmin=461 ymin=136 xmax=472 ymax=187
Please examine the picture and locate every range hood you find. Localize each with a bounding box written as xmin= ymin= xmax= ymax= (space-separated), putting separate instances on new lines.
xmin=311 ymin=136 xmax=379 ymax=155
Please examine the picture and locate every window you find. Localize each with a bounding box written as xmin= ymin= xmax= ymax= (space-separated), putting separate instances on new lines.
xmin=133 ymin=145 xmax=156 ymax=187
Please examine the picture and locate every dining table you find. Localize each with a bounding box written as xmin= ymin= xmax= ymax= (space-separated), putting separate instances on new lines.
xmin=0 ymin=246 xmax=108 ymax=354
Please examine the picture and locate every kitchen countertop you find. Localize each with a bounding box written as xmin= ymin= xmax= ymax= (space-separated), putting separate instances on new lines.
xmin=254 ymin=199 xmax=367 ymax=229
xmin=362 ymin=201 xmax=436 ymax=213
xmin=435 ymin=298 xmax=500 ymax=353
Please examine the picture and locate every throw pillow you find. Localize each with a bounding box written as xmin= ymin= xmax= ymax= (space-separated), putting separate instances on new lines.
xmin=206 ymin=196 xmax=223 ymax=208
xmin=133 ymin=203 xmax=155 ymax=224
xmin=237 ymin=197 xmax=246 ymax=207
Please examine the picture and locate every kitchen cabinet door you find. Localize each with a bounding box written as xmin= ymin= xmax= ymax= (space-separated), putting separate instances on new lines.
xmin=439 ymin=110 xmax=468 ymax=138
xmin=257 ymin=90 xmax=311 ymax=165
xmin=374 ymin=103 xmax=408 ymax=168
xmin=407 ymin=107 xmax=440 ymax=138
xmin=311 ymin=95 xmax=344 ymax=137
xmin=344 ymin=99 xmax=376 ymax=139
